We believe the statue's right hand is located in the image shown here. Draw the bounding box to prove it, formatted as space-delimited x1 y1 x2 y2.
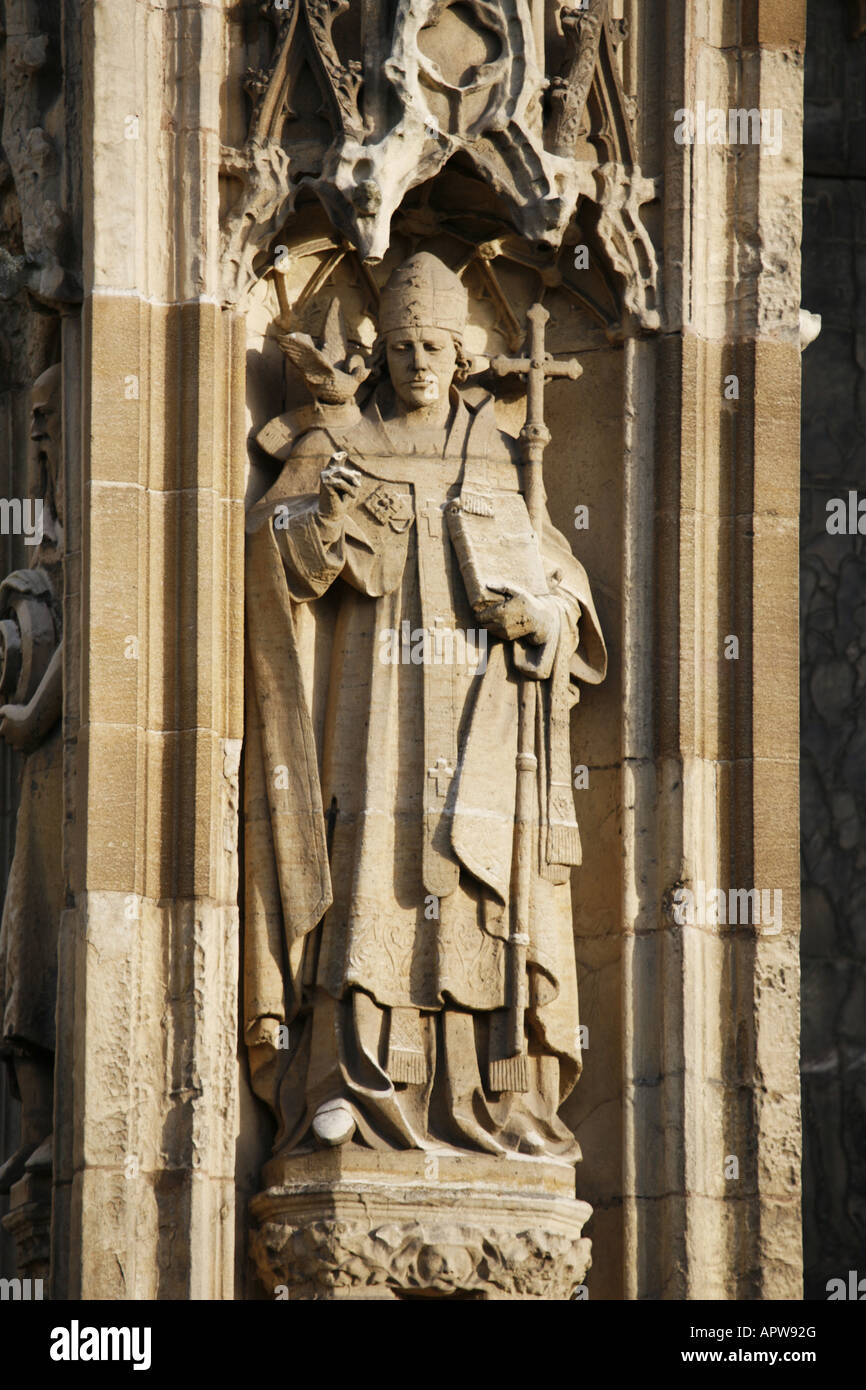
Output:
247 1016 287 1111
318 453 363 522
248 1016 282 1051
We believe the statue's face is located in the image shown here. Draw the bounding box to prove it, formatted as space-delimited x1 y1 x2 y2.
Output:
30 371 61 480
385 325 457 412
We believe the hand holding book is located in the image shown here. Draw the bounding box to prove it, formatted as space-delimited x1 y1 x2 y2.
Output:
475 582 559 647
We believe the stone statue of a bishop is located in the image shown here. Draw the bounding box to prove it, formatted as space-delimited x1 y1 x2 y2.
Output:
244 252 606 1162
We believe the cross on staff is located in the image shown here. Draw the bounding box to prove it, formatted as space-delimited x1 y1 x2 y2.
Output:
491 302 583 532
486 303 583 1093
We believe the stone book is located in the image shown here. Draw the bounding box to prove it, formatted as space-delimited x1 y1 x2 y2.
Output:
446 489 549 610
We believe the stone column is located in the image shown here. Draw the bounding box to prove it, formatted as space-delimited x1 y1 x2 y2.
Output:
51 0 245 1300
619 0 805 1299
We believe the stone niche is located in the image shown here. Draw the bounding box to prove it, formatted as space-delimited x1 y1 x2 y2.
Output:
239 187 626 1300
230 0 803 1303
231 0 648 1302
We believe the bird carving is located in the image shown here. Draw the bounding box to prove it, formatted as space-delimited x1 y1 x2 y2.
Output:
275 297 369 405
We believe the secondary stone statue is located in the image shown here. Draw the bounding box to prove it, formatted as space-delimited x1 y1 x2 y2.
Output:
0 363 64 1193
244 253 606 1162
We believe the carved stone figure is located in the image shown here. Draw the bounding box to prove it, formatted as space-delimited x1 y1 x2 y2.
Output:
0 362 64 1193
244 253 605 1165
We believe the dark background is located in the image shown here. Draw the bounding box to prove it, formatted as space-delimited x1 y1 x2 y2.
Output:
800 0 866 1302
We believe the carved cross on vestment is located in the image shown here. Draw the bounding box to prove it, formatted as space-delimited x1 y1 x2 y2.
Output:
420 497 444 537
427 756 454 799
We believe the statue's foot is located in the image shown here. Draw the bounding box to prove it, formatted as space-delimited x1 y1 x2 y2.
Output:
312 1099 356 1148
0 1139 38 1194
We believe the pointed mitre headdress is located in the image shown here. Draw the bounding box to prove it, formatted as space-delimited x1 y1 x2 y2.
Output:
379 252 468 336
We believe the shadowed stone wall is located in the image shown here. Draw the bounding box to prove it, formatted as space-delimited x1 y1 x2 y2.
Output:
801 0 866 1302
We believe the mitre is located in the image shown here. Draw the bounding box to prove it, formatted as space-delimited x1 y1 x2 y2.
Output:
379 252 467 335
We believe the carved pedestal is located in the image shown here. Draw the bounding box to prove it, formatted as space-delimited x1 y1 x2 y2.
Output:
250 1150 591 1301
2 1169 52 1283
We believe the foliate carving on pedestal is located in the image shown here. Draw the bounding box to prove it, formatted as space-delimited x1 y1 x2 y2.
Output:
221 0 660 332
1 1171 52 1282
251 1216 591 1301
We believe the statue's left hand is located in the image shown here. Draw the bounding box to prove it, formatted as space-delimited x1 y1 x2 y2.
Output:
0 701 38 752
476 584 559 646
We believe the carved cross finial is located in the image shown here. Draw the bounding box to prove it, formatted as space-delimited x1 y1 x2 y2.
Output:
490 304 582 529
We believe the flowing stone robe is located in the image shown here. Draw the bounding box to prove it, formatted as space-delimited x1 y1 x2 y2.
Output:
244 387 606 1158
0 548 63 1058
